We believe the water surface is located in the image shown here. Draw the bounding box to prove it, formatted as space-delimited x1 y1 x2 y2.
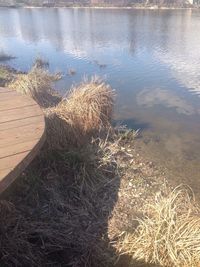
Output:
1 8 200 194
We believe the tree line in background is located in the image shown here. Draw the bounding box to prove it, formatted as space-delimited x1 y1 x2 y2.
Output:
0 0 199 9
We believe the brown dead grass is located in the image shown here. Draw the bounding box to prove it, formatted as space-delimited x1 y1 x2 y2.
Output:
9 67 61 108
116 186 200 267
0 135 119 267
45 77 115 148
62 77 114 131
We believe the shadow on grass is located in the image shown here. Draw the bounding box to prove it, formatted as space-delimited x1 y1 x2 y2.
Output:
0 142 160 267
1 142 158 267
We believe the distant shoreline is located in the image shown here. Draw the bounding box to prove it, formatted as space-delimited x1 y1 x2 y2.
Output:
0 5 199 10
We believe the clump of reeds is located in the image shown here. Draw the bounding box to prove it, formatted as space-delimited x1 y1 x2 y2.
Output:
0 65 16 86
9 67 61 108
45 77 115 148
117 186 200 267
62 77 114 130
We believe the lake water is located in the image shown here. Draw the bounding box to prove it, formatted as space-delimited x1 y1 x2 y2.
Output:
1 8 200 194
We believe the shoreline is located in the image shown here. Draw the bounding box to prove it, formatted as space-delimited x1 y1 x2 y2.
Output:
0 5 199 10
1 62 200 266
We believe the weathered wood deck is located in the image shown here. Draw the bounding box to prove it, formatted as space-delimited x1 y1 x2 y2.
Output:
0 87 46 194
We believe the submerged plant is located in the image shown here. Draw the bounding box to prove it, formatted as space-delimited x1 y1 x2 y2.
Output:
33 56 49 69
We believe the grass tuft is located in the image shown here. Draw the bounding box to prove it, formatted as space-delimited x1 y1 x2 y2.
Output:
117 185 200 267
9 67 62 108
0 65 16 86
45 77 115 148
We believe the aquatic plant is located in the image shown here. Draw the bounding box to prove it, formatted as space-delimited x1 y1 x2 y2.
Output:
67 68 76 75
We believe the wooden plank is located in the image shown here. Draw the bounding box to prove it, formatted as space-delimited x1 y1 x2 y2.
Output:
0 169 10 180
0 87 46 194
0 121 44 148
0 88 13 93
0 115 44 131
0 131 45 194
0 90 19 101
0 151 29 172
0 96 35 111
0 168 21 193
0 139 40 159
0 130 45 193
0 105 43 124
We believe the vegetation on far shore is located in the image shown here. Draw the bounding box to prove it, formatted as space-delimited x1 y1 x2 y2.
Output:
0 51 16 62
0 0 199 8
1 62 200 266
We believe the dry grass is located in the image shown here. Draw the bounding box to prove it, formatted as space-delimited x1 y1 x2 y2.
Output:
0 65 17 86
0 134 120 267
117 186 200 267
45 77 115 148
9 67 61 108
62 77 114 132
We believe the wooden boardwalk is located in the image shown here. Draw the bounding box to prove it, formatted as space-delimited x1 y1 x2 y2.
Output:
0 87 45 194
